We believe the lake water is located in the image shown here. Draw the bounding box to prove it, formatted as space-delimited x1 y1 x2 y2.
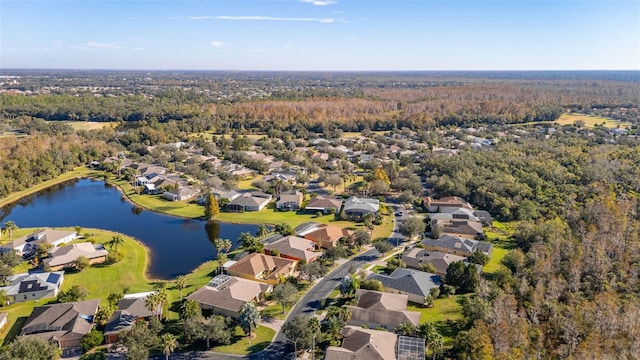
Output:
0 178 257 279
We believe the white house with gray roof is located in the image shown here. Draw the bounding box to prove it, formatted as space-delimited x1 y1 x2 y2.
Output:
0 272 64 303
343 197 380 219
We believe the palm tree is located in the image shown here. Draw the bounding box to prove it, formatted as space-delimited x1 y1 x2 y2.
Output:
309 317 320 360
175 275 187 301
156 288 168 320
108 235 125 251
2 221 18 249
161 333 178 360
256 224 269 239
238 301 259 337
145 293 162 320
395 322 416 336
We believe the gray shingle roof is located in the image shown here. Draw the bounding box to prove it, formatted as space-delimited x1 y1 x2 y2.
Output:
367 268 441 298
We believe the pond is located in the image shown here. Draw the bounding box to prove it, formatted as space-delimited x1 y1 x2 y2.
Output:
0 178 258 279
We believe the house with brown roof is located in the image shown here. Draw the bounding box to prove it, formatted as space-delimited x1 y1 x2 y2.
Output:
226 253 297 285
275 191 303 211
186 275 272 318
324 326 398 360
20 299 100 349
305 196 343 214
303 224 354 249
44 242 109 271
0 272 64 303
432 219 484 239
1 228 78 256
104 292 162 344
424 196 473 212
264 236 320 263
347 290 420 330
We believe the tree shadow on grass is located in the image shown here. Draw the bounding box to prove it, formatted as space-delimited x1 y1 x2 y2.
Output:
247 340 270 354
2 316 27 345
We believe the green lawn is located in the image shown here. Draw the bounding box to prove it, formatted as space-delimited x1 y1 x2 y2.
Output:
215 325 275 355
259 303 286 320
407 295 465 323
483 220 518 275
0 228 155 345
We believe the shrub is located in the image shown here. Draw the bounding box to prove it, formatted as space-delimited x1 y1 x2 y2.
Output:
105 251 124 265
80 330 104 351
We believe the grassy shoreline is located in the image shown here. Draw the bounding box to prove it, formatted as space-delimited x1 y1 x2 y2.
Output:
0 166 100 209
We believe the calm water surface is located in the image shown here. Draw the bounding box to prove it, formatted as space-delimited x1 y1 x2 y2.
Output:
0 178 257 279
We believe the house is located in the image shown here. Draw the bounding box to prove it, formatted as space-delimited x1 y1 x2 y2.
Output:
422 234 493 257
43 242 109 271
197 189 241 204
429 208 479 222
20 299 100 349
0 272 64 303
264 236 320 263
367 268 441 304
402 248 467 275
226 192 272 212
305 196 343 214
343 197 380 220
226 253 297 285
143 183 159 194
424 196 473 212
303 224 354 249
104 292 160 344
163 186 199 202
474 210 493 226
0 313 7 331
276 191 303 211
347 290 420 330
186 275 272 319
1 228 78 256
432 219 484 239
324 326 399 360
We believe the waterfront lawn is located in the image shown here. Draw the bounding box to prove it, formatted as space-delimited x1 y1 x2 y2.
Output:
0 228 153 345
165 260 219 320
215 325 275 355
113 178 205 219
0 166 99 209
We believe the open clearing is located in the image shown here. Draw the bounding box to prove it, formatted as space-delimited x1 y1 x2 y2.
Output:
55 121 117 131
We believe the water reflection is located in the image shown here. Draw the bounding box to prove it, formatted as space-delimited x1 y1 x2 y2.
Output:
0 178 258 279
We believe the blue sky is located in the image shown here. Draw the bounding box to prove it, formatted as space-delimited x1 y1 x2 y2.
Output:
1 0 639 70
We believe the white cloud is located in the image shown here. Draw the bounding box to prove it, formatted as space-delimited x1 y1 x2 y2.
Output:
214 15 335 23
85 41 122 50
188 16 214 20
210 41 227 48
301 0 337 5
51 40 62 48
243 48 265 52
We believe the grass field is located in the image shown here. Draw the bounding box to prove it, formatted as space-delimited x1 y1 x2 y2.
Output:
215 326 275 355
54 121 117 131
517 113 630 129
407 295 468 348
484 220 518 275
0 166 99 209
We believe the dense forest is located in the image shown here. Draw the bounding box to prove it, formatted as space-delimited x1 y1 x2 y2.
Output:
1 71 640 359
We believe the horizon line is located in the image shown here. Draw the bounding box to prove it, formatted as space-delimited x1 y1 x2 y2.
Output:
2 68 639 73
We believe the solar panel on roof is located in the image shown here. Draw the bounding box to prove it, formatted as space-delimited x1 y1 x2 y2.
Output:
47 272 61 284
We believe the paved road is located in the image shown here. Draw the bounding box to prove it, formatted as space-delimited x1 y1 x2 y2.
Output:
156 204 406 360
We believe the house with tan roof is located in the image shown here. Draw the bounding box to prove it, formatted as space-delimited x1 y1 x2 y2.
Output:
44 242 109 271
20 299 100 349
324 326 399 360
347 290 420 330
1 228 78 256
186 275 272 318
303 224 354 249
227 192 272 212
432 219 484 240
226 253 297 285
264 235 320 262
275 191 303 211
305 196 343 214
424 196 473 212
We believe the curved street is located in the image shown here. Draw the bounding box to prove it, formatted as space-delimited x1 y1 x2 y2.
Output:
156 203 406 360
